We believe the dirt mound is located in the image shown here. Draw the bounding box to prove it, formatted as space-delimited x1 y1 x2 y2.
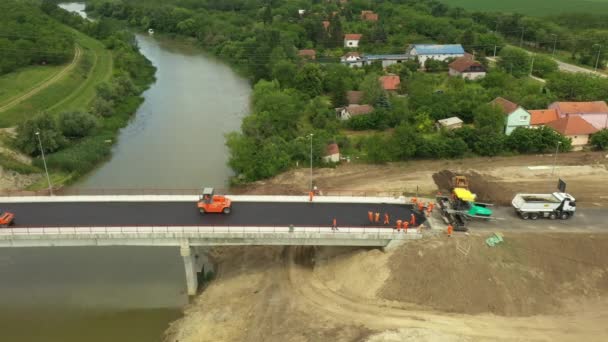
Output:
380 233 608 316
433 169 521 205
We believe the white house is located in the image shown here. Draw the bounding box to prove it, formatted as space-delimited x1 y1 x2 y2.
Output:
344 34 362 48
336 104 374 120
490 97 531 135
323 143 340 163
436 117 464 131
341 52 363 67
407 44 465 66
364 54 410 68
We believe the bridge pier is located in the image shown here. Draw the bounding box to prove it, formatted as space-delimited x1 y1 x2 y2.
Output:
180 244 198 296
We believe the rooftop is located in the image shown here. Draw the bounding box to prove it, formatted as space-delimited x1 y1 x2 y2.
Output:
298 49 316 58
344 104 374 116
551 101 608 115
347 90 364 105
379 75 400 91
325 143 340 156
411 44 465 55
345 33 362 40
529 109 559 126
490 97 519 115
449 57 484 73
364 54 409 60
438 117 464 126
361 10 378 21
546 116 598 136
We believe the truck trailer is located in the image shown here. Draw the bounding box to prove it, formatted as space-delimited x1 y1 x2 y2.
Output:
511 192 575 220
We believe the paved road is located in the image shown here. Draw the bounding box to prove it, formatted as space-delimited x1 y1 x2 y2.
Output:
462 206 608 231
555 59 607 78
0 202 423 228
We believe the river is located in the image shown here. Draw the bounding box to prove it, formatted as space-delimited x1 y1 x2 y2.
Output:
0 3 250 341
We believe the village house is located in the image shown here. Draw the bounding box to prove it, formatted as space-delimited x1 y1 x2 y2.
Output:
379 74 400 92
323 143 340 163
407 44 465 66
549 101 608 130
361 10 378 21
346 90 364 105
340 52 363 67
336 104 374 120
448 56 486 80
436 117 464 131
298 49 316 60
529 109 559 128
546 116 598 151
344 34 362 48
490 97 531 135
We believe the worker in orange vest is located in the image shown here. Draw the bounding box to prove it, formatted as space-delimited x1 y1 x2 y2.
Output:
447 224 453 237
309 191 314 202
374 212 380 223
418 201 425 213
410 213 416 227
383 213 390 225
368 211 374 224
426 202 434 216
396 219 402 232
411 197 418 204
332 218 338 231
402 220 409 232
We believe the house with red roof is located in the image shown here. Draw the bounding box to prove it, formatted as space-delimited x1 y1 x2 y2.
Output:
346 90 364 105
361 10 378 21
448 56 486 80
548 101 608 130
379 74 400 92
546 116 598 150
344 34 362 48
323 143 340 163
489 97 531 135
298 49 316 60
529 109 559 127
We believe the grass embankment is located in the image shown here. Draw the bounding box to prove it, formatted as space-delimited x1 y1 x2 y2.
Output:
0 28 112 127
439 0 608 16
0 65 64 105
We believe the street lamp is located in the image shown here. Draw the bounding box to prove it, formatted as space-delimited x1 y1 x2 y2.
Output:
35 131 53 196
308 133 313 191
551 34 558 56
551 141 562 176
593 44 602 72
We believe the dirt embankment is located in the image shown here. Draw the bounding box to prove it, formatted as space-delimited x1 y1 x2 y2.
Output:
165 233 608 342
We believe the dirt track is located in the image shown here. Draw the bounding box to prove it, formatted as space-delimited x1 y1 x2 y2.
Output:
0 46 81 113
243 152 608 207
165 233 608 342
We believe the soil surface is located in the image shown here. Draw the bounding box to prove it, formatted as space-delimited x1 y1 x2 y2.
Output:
165 232 608 342
242 152 608 207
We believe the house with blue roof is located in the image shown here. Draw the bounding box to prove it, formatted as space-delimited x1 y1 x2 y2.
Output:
407 44 465 66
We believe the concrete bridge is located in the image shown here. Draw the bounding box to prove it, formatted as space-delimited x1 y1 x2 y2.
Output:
0 194 425 295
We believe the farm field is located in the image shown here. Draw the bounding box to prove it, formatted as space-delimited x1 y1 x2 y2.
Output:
439 0 608 16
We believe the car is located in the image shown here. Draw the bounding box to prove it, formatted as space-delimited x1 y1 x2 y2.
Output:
0 211 15 227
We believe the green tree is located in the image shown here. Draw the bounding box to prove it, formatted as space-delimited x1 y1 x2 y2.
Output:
295 63 324 98
272 60 297 89
474 103 505 134
590 129 608 150
58 111 98 138
92 97 114 117
16 113 65 155
531 55 558 78
360 73 383 105
364 134 392 164
390 124 419 160
473 128 505 156
498 46 531 77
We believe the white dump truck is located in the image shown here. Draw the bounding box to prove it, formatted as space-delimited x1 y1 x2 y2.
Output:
511 192 576 220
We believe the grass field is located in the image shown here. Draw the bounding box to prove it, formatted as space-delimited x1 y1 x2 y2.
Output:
0 27 112 127
0 65 64 105
439 0 608 16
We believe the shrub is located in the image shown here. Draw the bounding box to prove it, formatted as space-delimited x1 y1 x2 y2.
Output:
58 111 98 138
16 113 66 156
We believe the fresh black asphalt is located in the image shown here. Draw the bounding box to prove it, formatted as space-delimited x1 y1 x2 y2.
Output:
0 202 425 228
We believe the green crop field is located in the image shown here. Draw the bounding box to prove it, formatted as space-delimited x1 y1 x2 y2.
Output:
439 0 608 16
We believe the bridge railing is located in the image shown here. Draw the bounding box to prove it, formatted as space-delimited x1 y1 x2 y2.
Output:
0 187 427 198
0 225 422 237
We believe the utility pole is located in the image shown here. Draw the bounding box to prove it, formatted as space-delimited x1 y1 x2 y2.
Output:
551 141 562 176
594 44 602 72
529 54 536 76
493 45 497 57
35 131 53 196
308 133 313 191
519 26 525 47
551 34 558 56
